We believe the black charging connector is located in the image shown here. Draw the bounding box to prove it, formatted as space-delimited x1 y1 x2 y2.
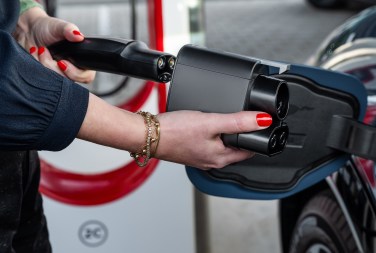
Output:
222 122 289 156
250 75 289 121
48 37 176 83
167 45 290 156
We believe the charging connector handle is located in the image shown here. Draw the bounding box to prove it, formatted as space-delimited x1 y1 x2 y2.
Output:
48 37 176 83
327 115 376 160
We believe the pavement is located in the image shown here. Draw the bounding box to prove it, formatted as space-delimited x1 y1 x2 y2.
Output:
55 0 357 252
205 0 355 63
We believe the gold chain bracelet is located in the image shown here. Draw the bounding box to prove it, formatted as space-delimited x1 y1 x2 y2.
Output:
130 111 160 167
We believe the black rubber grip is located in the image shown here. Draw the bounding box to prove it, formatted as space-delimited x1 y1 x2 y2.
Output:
48 37 176 83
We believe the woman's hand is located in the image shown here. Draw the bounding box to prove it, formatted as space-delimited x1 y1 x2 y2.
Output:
155 110 272 170
14 7 95 83
77 93 273 171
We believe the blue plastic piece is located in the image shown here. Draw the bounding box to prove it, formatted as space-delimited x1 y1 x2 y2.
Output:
186 64 368 200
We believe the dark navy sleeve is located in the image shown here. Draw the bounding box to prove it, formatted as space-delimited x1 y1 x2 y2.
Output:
0 30 89 151
0 0 19 34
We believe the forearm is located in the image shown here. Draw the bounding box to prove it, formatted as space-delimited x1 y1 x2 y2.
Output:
77 93 146 153
76 93 271 170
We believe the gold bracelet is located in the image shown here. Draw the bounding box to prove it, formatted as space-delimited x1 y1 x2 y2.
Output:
152 120 160 157
130 111 160 167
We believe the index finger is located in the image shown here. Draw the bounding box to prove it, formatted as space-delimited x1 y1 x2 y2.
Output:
210 111 272 135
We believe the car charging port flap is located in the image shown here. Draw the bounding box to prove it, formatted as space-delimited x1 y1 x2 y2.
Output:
327 115 376 160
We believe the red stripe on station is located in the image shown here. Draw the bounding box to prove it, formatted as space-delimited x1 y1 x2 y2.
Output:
39 0 166 205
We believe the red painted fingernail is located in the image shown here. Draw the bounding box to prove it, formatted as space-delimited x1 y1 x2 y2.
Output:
256 113 272 127
38 47 45 55
73 30 84 36
29 46 36 54
57 60 67 71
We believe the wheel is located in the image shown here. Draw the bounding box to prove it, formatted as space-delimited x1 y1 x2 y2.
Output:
306 0 346 9
289 191 358 253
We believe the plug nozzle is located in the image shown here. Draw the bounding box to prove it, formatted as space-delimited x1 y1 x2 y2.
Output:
249 75 289 120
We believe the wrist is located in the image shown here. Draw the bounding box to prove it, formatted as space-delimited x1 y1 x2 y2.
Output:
20 0 43 14
129 111 161 167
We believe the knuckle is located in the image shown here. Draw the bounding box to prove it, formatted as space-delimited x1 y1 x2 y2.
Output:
76 71 95 84
67 72 83 83
45 62 57 72
63 70 75 81
233 115 247 133
80 78 92 84
79 78 90 84
84 73 96 84
211 157 228 169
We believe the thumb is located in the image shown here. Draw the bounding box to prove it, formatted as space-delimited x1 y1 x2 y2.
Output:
212 111 273 135
61 22 85 42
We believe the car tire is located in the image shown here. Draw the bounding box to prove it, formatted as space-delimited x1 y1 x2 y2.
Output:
306 0 346 9
289 191 358 253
